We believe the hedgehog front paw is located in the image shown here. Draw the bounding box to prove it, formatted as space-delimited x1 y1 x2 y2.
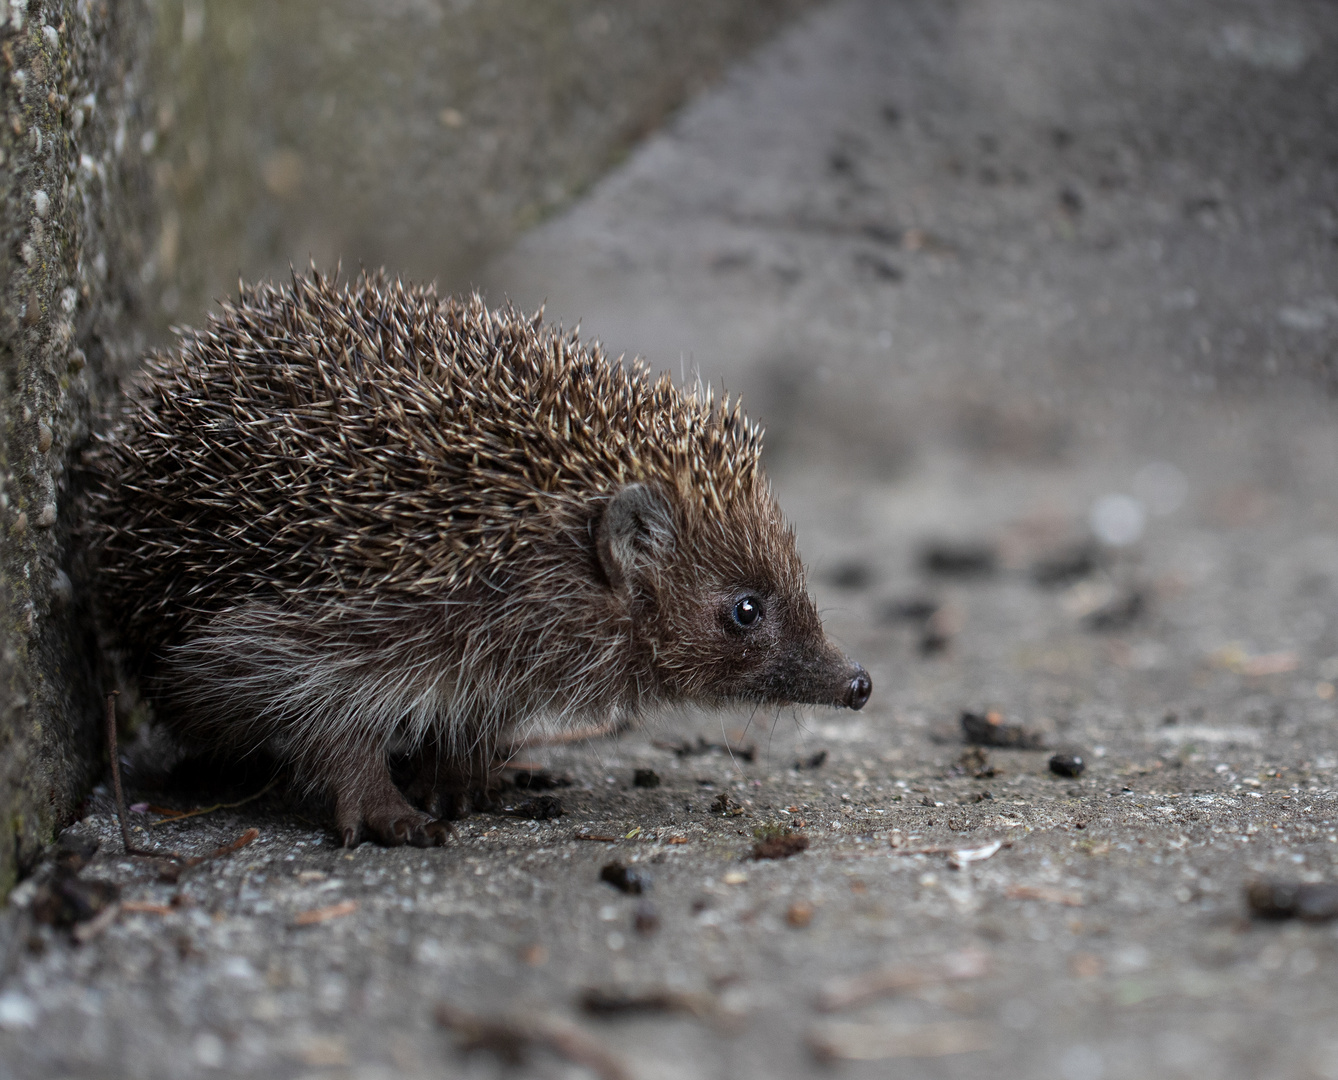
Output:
364 805 452 848
334 764 453 847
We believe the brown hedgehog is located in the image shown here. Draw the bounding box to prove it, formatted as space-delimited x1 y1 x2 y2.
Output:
89 270 870 847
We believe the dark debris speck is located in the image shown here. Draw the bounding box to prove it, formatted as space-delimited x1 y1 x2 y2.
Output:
962 710 1044 749
854 251 904 282
920 541 997 578
1247 880 1338 921
1031 542 1103 588
1083 589 1146 632
827 560 875 589
508 795 564 820
600 862 648 895
753 832 810 860
32 873 120 930
1049 753 1086 778
881 596 939 623
509 770 572 792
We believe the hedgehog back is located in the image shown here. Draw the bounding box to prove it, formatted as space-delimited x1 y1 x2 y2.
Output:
92 272 766 654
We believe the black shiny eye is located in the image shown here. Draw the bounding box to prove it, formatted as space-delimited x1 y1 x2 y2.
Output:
732 596 762 628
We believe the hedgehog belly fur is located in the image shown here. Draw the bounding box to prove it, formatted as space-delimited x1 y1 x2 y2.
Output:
162 588 639 795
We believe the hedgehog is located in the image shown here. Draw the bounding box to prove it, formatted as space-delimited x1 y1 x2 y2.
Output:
88 270 871 847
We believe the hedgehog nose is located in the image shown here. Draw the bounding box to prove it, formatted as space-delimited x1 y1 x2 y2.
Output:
845 667 872 711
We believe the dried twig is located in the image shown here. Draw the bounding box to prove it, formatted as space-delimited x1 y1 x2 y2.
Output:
185 828 260 868
436 1003 631 1080
1005 884 1083 906
120 901 173 916
579 986 744 1033
293 899 359 927
579 987 714 1019
105 692 181 862
147 779 279 827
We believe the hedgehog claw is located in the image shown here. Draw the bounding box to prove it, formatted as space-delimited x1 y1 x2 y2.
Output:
409 820 452 848
363 806 447 848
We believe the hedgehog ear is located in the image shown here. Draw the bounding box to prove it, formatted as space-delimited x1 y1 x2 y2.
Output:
597 483 676 592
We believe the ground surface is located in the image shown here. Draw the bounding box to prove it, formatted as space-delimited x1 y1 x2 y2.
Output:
5 0 1338 1077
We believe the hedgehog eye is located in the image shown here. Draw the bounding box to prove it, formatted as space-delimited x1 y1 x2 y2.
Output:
732 596 762 628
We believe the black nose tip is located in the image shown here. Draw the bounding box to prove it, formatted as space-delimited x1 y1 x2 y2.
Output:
846 668 872 710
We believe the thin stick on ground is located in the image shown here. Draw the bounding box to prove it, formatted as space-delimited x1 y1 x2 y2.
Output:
147 778 279 827
105 691 175 860
435 1003 631 1080
104 691 260 876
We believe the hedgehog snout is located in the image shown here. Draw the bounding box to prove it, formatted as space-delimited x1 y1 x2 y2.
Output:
845 666 872 711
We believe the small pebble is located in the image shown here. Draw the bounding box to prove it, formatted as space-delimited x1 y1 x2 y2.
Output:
826 560 874 589
919 540 997 578
600 862 648 895
962 710 1044 749
1083 589 1145 632
1247 880 1338 921
918 629 951 655
786 901 814 928
753 832 809 860
1031 542 1102 588
509 795 563 820
632 768 660 789
1049 754 1086 778
881 596 939 623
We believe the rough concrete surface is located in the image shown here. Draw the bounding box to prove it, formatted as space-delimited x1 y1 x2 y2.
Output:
0 0 158 893
5 0 1338 1077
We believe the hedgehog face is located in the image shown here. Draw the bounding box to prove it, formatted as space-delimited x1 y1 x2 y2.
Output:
597 483 871 711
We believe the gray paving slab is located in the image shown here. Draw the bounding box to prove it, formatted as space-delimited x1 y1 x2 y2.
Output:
5 1 1338 1077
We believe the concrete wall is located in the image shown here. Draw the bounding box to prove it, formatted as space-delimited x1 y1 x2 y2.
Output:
0 0 158 891
0 0 823 890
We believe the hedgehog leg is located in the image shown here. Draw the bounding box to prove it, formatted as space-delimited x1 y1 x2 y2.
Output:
328 741 451 848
